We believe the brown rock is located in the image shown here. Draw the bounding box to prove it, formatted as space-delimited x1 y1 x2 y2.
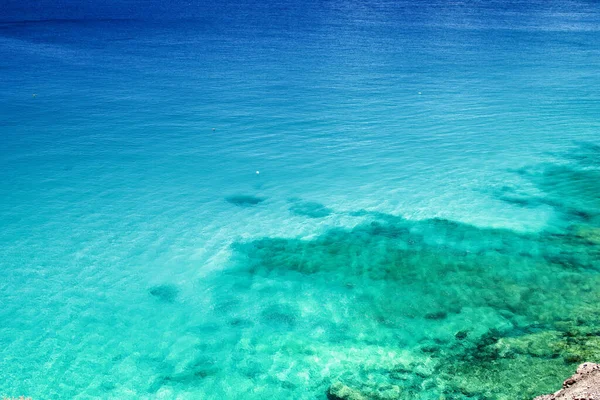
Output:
533 363 600 400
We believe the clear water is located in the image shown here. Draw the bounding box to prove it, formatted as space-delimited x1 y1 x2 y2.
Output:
1 1 600 399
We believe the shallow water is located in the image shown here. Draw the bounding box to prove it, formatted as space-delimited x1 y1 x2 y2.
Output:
1 1 600 399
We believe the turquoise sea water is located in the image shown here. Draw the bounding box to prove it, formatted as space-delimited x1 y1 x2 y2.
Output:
1 1 600 398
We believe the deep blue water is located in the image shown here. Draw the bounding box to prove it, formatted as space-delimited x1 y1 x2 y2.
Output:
1 1 600 399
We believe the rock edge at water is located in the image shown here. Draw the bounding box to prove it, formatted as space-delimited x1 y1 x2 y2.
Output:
534 363 600 400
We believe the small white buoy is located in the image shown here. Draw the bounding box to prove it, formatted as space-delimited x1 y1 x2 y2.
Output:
32 94 37 98
212 128 215 132
418 92 422 95
256 171 260 175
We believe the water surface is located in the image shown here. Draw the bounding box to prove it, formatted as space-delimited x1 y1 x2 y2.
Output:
1 1 600 399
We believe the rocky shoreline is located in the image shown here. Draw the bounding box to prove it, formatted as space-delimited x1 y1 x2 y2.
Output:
324 363 600 400
534 363 600 400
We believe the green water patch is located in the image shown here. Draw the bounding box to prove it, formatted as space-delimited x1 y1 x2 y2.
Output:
225 209 600 398
225 195 266 206
217 145 600 399
139 144 600 398
432 329 600 399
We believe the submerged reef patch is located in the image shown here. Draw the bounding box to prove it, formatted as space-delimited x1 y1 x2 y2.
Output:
497 143 600 226
225 205 600 398
289 200 333 218
225 195 266 206
148 284 179 303
327 380 402 400
218 144 600 399
142 144 600 398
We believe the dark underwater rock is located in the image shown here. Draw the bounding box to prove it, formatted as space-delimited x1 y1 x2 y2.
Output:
155 356 220 390
261 304 298 328
533 363 600 400
571 225 600 245
225 195 265 206
494 186 546 209
327 381 402 400
327 382 366 400
424 311 447 320
149 284 179 303
455 330 469 340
